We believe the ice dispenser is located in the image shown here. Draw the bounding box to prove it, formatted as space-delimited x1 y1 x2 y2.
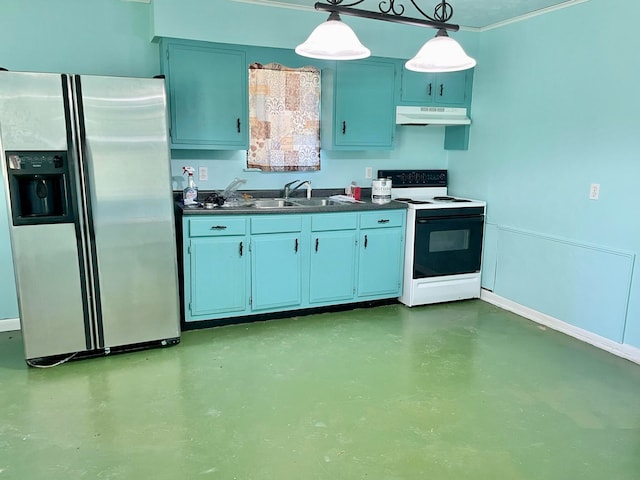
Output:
5 151 74 225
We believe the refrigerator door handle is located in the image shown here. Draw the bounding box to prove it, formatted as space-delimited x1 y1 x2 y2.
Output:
59 74 98 352
69 74 105 349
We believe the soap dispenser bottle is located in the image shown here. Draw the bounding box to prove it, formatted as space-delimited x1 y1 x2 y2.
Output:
182 166 198 206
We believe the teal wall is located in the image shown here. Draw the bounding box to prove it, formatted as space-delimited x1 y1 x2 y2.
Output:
447 0 640 347
0 0 158 76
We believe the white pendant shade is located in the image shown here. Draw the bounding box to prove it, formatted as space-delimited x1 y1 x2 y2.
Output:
405 31 476 73
295 14 371 61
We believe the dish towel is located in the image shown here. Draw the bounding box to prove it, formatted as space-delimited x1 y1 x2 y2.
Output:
247 63 321 172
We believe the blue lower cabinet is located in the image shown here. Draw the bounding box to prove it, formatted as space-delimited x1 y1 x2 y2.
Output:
181 209 405 324
251 232 303 311
357 211 405 298
309 230 357 304
250 215 303 311
189 237 249 317
184 217 249 321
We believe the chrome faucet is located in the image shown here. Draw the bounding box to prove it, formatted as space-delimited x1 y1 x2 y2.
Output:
283 180 312 199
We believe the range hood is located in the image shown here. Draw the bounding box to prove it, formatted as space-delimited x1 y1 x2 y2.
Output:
396 106 471 126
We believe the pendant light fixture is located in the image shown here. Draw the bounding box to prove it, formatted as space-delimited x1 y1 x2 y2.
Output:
296 1 475 73
405 28 476 72
295 11 370 60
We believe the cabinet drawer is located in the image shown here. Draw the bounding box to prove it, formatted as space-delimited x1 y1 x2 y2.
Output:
359 210 405 229
311 213 358 232
251 215 302 234
188 217 247 237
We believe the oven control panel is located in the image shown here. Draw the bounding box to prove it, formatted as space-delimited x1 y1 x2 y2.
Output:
377 169 447 187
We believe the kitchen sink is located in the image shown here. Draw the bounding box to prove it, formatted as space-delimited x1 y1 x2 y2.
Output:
252 199 297 209
288 198 344 207
252 197 346 209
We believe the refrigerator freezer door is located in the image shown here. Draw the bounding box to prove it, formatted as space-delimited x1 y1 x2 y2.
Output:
11 225 89 358
77 75 180 347
0 72 90 359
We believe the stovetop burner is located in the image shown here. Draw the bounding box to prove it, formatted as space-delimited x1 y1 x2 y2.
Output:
383 169 485 211
433 196 472 203
395 197 433 204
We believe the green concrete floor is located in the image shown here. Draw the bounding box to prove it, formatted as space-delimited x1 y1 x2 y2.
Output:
1 300 639 479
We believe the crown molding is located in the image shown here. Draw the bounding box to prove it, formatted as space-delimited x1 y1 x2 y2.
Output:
476 0 589 32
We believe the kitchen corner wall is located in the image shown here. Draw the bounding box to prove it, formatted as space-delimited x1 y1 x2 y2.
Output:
446 0 640 348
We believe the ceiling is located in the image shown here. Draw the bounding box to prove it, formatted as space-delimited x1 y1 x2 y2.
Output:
232 0 588 30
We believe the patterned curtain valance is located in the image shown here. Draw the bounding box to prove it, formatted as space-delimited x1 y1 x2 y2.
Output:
247 63 321 172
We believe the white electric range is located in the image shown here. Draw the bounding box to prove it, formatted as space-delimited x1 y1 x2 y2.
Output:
378 170 486 307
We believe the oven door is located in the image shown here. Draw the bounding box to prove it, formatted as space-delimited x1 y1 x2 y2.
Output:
413 210 484 278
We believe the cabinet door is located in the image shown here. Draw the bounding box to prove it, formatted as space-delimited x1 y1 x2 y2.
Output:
357 228 404 297
163 41 248 149
309 230 357 304
331 59 396 149
189 236 248 317
401 70 470 106
251 233 302 311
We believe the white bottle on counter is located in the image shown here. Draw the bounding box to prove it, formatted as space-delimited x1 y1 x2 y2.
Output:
371 178 391 204
182 167 198 206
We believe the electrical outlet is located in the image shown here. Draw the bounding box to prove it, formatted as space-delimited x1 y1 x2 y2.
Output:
589 183 600 200
365 167 373 179
198 166 208 182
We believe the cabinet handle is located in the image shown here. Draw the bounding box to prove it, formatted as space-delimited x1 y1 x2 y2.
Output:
427 83 432 96
237 118 241 133
315 238 319 252
210 225 227 230
378 219 390 224
364 234 368 249
439 84 444 97
295 238 299 253
239 241 243 257
342 121 346 135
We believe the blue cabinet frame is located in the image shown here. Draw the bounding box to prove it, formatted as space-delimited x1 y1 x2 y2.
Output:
180 209 406 324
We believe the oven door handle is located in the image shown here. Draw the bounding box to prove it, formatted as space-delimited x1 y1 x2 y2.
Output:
417 215 484 223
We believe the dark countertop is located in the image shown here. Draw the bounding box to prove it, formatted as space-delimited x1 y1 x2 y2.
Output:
175 189 407 216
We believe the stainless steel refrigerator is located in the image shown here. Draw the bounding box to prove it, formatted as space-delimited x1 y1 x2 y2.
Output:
0 71 180 365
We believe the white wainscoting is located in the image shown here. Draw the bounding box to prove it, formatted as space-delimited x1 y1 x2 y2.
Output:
481 289 640 365
490 225 635 343
0 317 20 333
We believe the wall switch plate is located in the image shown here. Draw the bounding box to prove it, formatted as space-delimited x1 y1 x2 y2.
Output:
198 166 208 182
589 183 600 200
365 167 373 179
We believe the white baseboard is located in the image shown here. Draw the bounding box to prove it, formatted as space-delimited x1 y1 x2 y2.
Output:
480 289 640 366
0 317 20 333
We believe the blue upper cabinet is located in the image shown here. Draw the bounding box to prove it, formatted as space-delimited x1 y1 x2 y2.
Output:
399 68 473 107
160 39 248 150
322 59 397 150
